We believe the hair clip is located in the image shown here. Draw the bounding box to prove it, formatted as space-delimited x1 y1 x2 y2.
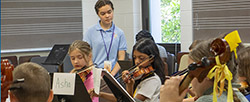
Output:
13 78 25 84
9 78 25 90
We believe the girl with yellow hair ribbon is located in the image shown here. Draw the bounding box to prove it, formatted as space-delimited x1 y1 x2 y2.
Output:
160 30 247 102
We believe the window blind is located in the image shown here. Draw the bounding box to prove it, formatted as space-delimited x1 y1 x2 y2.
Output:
1 0 82 52
193 0 250 42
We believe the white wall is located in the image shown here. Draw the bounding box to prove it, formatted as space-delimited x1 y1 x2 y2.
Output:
149 0 161 43
180 0 193 52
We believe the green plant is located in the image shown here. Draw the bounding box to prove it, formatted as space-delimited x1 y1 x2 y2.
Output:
161 0 180 43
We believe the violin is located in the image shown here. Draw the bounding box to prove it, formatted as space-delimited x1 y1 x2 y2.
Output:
123 66 155 83
1 59 14 102
238 81 250 96
100 55 155 90
178 38 231 94
122 55 155 83
240 81 249 88
76 64 96 82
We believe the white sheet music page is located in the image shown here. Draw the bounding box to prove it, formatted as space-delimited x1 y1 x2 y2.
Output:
93 67 102 95
52 73 76 95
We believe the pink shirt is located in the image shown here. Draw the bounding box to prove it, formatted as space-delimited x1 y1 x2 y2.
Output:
84 70 99 102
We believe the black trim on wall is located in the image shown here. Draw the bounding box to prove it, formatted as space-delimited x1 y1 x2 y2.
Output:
141 0 150 31
157 43 181 56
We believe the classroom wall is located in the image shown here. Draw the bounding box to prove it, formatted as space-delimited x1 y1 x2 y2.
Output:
180 0 193 52
1 0 142 59
2 0 191 57
1 0 196 58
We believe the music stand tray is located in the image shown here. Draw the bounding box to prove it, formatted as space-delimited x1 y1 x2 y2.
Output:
43 44 70 65
102 70 135 102
50 73 92 102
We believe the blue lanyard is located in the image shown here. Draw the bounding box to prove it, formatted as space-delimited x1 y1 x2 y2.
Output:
100 25 115 60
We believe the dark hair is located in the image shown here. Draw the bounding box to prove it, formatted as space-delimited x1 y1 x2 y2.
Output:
135 30 154 42
95 0 114 14
132 38 165 84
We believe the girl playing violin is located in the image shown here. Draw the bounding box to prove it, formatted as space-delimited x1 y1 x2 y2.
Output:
68 40 98 102
122 38 165 102
160 37 247 102
89 38 165 102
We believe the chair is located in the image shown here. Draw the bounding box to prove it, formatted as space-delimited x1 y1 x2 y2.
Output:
19 55 40 65
1 56 18 67
176 52 189 71
177 52 189 65
30 56 58 73
178 54 189 71
166 52 176 75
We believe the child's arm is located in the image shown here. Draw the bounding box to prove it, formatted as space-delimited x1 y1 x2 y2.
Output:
111 50 125 76
122 70 135 96
88 89 116 102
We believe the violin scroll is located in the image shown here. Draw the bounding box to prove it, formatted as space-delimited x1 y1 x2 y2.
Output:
210 38 231 64
1 59 14 102
178 38 232 94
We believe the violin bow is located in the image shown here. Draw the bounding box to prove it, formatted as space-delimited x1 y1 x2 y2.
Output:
115 55 155 79
76 63 96 74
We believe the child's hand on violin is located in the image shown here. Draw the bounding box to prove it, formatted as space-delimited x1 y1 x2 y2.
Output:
88 88 99 99
122 70 135 86
160 76 188 102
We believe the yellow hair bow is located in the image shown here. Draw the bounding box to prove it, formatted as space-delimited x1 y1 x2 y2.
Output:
224 30 241 59
207 56 233 102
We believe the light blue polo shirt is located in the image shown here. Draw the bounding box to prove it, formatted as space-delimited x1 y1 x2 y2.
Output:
83 21 127 70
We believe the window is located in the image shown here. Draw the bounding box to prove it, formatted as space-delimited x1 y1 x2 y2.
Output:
144 0 180 43
160 0 180 43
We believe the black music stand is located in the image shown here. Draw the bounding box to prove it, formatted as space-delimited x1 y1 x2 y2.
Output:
50 73 92 102
43 44 70 72
102 70 135 102
117 60 133 72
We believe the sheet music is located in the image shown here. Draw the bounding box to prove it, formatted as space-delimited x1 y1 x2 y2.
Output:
93 67 102 95
102 69 136 102
52 73 76 95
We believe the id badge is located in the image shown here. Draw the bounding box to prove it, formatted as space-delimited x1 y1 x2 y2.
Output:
104 61 112 72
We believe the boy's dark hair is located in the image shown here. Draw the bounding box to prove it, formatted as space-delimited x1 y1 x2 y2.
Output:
135 30 154 42
95 0 114 14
